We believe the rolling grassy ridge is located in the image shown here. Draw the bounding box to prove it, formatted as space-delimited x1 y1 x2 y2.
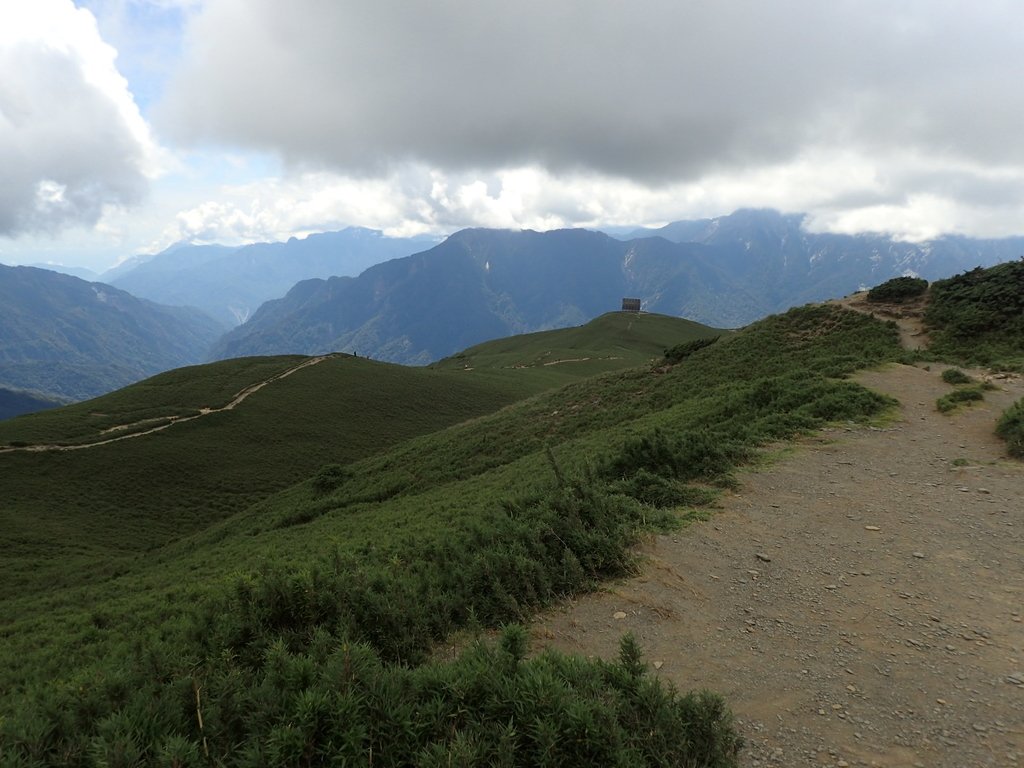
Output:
434 311 728 387
0 307 901 766
0 357 307 446
0 354 562 599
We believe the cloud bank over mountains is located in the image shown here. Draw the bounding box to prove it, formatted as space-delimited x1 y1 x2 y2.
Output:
4 0 1024 267
153 0 1024 243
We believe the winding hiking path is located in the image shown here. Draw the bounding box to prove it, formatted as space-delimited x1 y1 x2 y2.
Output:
0 355 334 454
536 358 1023 765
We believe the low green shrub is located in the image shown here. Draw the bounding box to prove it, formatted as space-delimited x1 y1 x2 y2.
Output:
605 470 718 509
936 386 986 413
602 429 747 484
867 276 928 303
996 398 1024 457
311 463 348 495
941 368 973 385
663 336 720 364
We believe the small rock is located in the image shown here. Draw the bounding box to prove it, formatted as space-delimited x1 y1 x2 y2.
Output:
864 525 881 531
653 660 663 669
756 552 772 563
912 551 925 559
613 611 627 620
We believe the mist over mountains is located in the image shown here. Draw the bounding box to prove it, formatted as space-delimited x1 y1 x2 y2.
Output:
105 228 439 327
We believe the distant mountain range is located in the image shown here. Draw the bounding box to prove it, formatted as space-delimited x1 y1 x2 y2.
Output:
212 209 1024 365
210 227 761 363
105 228 439 327
0 265 224 401
618 209 1024 310
6 208 1023 411
27 263 99 282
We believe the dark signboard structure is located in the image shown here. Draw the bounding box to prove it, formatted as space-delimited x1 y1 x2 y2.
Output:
621 297 642 313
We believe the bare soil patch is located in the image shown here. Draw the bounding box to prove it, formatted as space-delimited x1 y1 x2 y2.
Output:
535 363 1024 767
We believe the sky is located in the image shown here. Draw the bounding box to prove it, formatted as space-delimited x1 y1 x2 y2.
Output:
3 0 1024 272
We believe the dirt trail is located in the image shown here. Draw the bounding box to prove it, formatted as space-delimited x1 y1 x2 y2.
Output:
536 363 1024 767
0 355 334 454
836 292 931 351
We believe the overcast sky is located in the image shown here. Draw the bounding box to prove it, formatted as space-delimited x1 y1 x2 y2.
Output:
3 0 1024 271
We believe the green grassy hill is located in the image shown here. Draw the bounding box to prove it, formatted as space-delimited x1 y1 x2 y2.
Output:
0 313 717 606
0 305 902 765
434 311 727 389
0 355 533 590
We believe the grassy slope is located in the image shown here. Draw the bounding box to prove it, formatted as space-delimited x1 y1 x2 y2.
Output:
0 313 714 603
0 386 66 421
0 356 533 594
0 356 307 446
0 305 902 764
924 258 1024 370
434 311 727 389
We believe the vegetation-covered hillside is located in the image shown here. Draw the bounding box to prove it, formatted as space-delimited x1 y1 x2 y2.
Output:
0 264 225 402
434 310 727 388
0 386 65 420
925 258 1024 370
0 304 902 765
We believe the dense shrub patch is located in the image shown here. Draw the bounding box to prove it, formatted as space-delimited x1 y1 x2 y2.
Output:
936 385 988 413
4 631 741 768
663 336 720 364
924 259 1024 370
997 398 1024 457
867 276 928 303
941 368 973 385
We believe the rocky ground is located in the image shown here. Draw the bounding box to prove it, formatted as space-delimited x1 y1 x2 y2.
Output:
535 362 1023 767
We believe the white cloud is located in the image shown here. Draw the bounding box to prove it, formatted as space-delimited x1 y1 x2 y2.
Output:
160 1 1024 180
0 0 161 236
154 151 1024 253
9 0 1024 266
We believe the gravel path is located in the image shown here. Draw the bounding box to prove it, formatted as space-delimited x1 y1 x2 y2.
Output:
535 363 1023 767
